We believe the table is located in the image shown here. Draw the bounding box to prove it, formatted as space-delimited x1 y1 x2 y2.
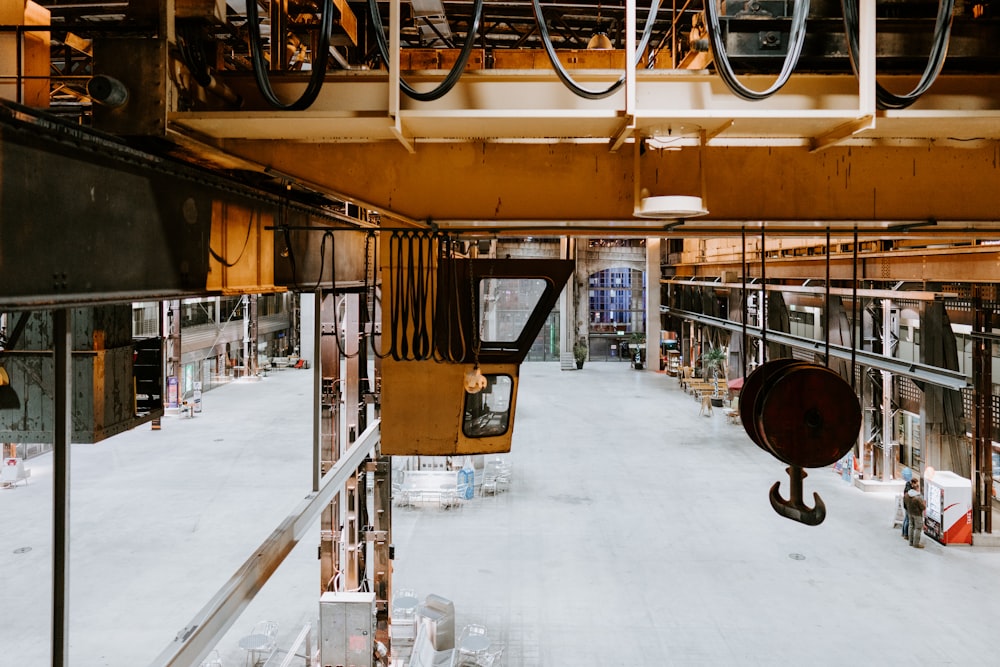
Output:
393 595 419 615
458 634 491 654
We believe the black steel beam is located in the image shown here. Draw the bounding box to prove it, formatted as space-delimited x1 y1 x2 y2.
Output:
0 102 358 309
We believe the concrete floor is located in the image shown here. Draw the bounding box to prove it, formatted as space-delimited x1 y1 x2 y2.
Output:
4 361 1000 666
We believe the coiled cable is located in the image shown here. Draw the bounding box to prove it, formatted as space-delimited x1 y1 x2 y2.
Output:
246 0 334 110
840 0 955 110
367 0 485 101
702 0 811 101
530 0 662 100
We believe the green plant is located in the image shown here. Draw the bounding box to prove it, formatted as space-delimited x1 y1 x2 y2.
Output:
703 347 727 381
573 339 588 364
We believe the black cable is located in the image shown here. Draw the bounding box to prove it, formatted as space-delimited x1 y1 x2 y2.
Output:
367 0 484 102
530 0 661 100
396 232 411 360
840 0 954 110
281 213 299 288
311 231 334 294
209 208 257 267
177 24 213 87
245 0 334 110
432 235 467 363
365 231 390 360
329 231 360 360
388 232 402 360
702 0 810 101
412 233 432 359
824 228 831 366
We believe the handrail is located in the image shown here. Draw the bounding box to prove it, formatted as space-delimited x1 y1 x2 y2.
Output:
150 420 381 667
278 623 313 667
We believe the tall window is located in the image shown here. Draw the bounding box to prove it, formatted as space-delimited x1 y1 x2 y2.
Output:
588 268 645 333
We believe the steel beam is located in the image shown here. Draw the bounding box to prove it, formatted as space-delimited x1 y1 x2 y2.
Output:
0 102 364 309
52 308 71 667
662 308 969 390
973 294 993 533
215 139 1000 228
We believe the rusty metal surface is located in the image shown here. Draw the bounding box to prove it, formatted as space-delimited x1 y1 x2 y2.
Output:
756 363 862 469
740 358 806 451
0 307 160 443
0 110 212 307
0 102 368 309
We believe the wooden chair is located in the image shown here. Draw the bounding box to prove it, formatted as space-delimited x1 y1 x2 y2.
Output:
726 396 741 425
699 394 713 417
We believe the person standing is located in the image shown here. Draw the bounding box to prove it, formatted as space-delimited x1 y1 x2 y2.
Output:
907 478 927 549
901 478 914 540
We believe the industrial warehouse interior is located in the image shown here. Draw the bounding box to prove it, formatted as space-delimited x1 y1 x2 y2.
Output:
3 0 1000 665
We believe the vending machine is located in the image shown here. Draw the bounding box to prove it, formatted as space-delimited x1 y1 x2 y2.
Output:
923 471 972 545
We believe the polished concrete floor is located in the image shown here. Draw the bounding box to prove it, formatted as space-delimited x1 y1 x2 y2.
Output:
4 361 1000 666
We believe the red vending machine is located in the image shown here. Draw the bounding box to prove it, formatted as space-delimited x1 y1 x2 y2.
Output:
924 471 972 545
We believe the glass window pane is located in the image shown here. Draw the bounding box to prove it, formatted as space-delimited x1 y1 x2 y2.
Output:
479 278 547 343
463 375 513 437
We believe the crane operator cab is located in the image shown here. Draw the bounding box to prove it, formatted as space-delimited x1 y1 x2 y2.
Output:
379 232 573 456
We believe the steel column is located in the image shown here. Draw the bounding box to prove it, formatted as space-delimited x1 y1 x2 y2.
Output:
881 299 894 482
343 294 363 591
52 308 72 667
370 457 391 652
646 238 661 369
319 290 342 591
972 293 993 533
313 289 322 493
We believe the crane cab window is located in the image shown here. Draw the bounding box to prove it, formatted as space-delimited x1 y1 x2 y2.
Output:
479 278 547 343
463 374 513 437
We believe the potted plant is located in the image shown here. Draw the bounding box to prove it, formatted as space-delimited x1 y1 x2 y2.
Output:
703 347 727 406
629 333 646 369
573 338 588 369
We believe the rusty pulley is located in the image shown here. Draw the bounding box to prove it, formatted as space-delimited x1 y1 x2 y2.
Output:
739 358 807 453
739 359 862 526
756 363 861 468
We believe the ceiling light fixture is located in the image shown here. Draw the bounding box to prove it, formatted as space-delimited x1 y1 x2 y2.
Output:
587 31 613 50
634 128 711 220
587 0 613 50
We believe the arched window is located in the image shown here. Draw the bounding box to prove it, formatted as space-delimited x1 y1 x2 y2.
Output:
588 267 645 333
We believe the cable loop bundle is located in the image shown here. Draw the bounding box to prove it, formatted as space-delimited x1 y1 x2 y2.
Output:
245 0 333 110
367 0 485 101
840 0 955 110
530 0 662 100
702 0 811 101
389 231 439 360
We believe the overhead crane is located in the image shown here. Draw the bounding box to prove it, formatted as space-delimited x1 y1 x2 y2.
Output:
4 0 1000 664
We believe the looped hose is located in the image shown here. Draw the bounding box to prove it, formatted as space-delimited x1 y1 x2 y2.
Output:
841 0 955 110
702 0 811 101
530 0 662 100
388 231 440 360
368 0 485 102
246 0 334 110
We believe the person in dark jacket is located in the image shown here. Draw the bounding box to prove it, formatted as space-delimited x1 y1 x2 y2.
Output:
901 478 914 539
906 478 927 549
